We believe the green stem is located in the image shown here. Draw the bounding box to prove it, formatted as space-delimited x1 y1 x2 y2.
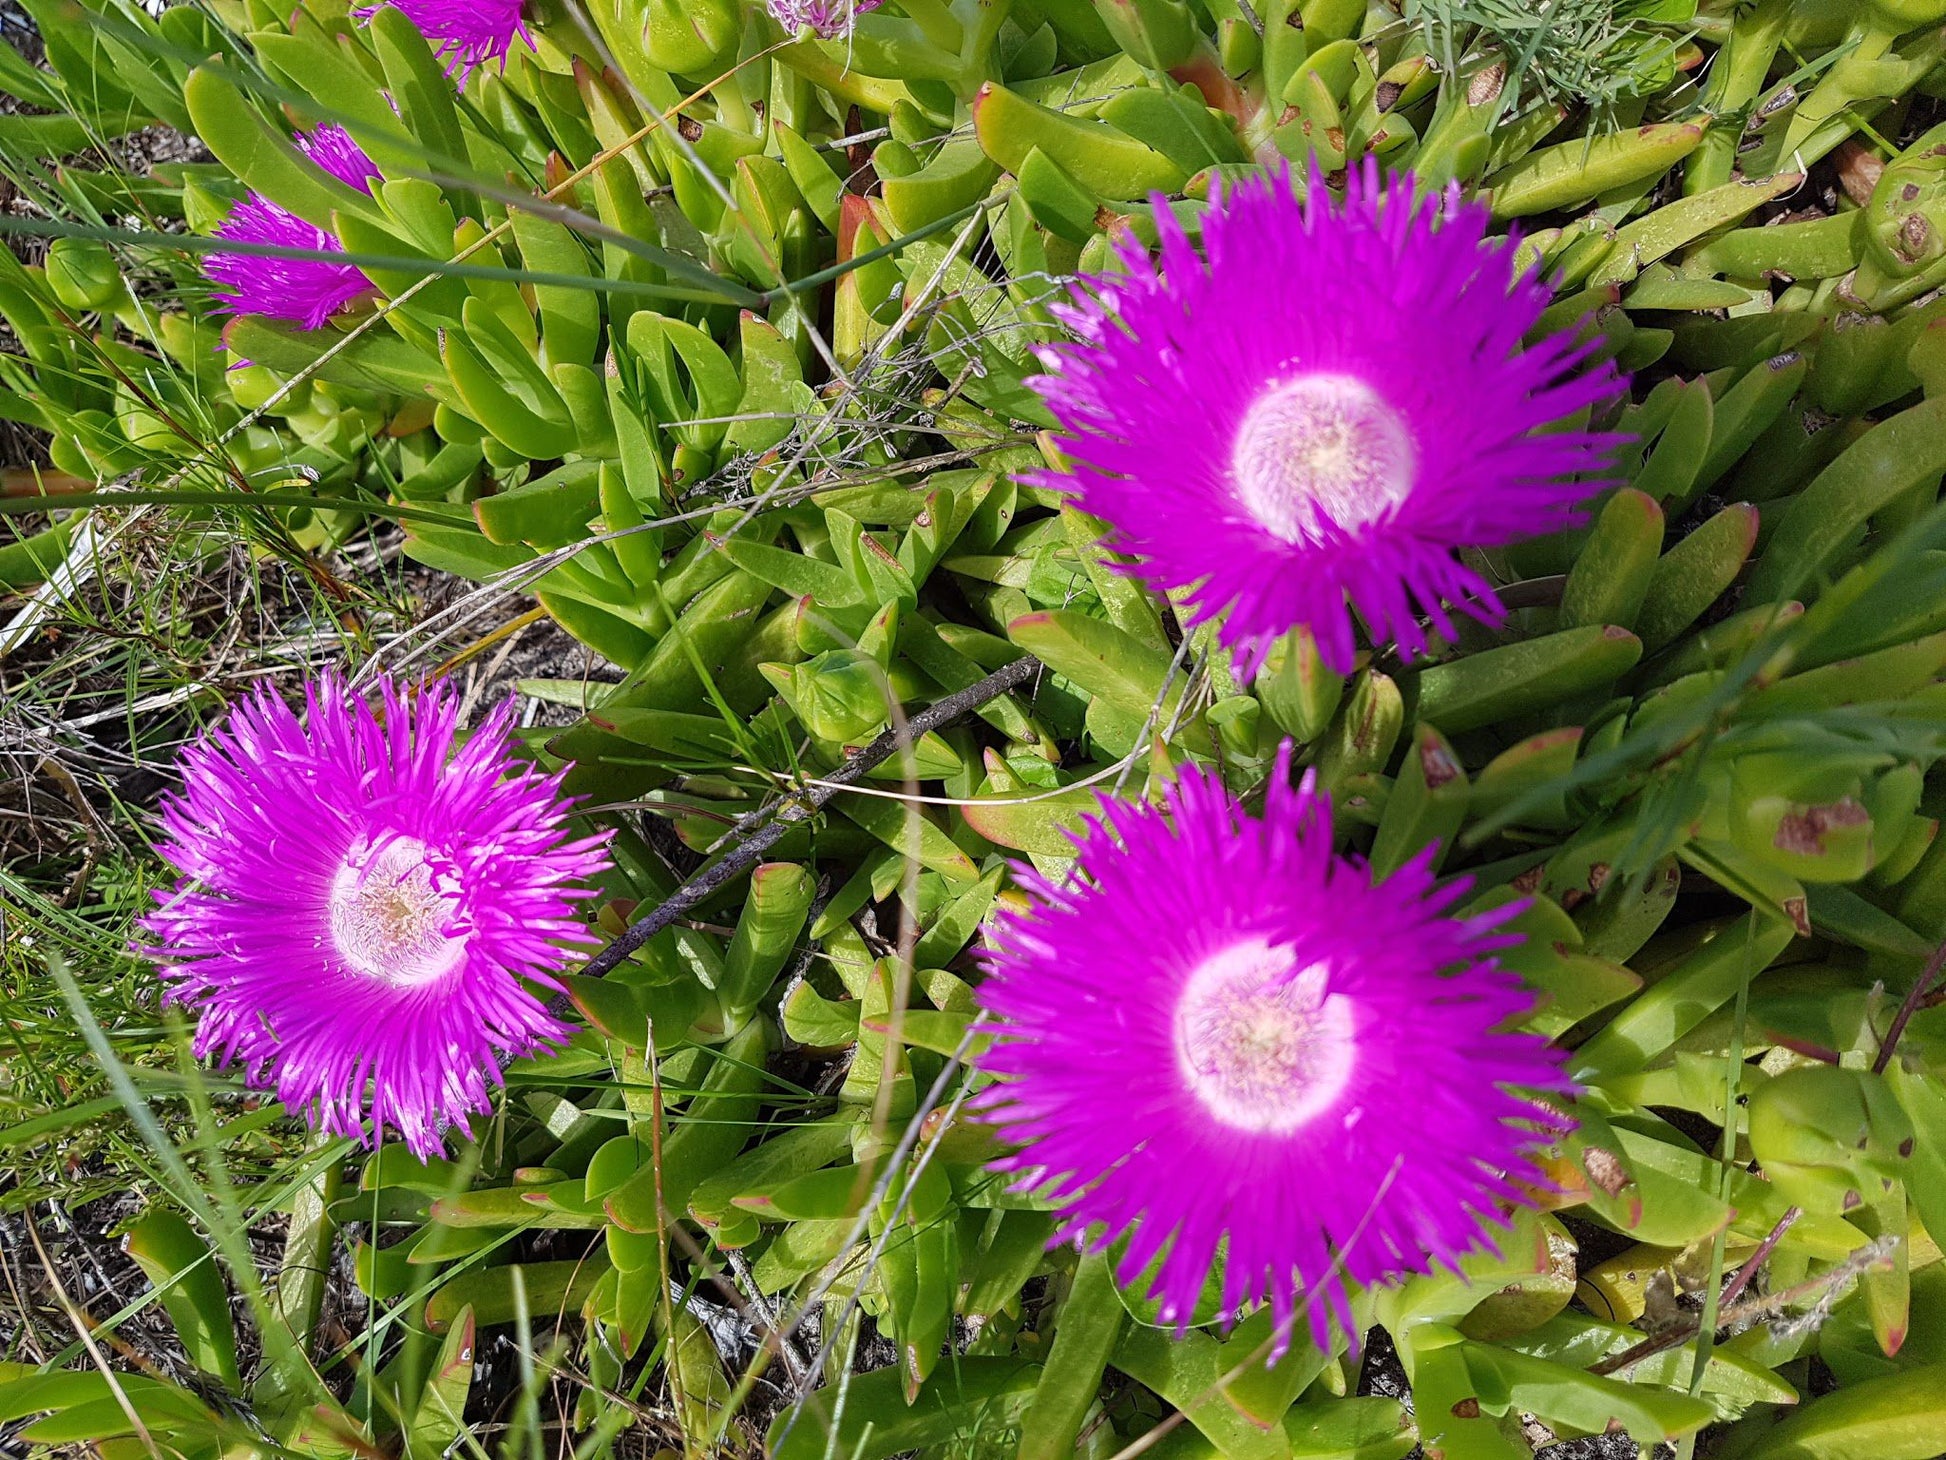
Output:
1686 0 1792 196
1782 20 1898 162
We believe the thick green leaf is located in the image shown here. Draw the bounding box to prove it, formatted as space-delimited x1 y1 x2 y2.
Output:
1749 1362 1946 1458
1749 398 1946 602
1417 628 1643 735
120 1210 241 1391
423 1258 611 1332
1018 1253 1125 1460
767 1358 1042 1460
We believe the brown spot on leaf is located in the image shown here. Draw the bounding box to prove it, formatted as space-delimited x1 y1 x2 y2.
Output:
1512 864 1544 893
1422 738 1462 788
1467 63 1505 107
1901 1137 1916 1158
676 114 703 143
1561 889 1586 911
1774 798 1869 856
1588 863 1610 894
1583 1146 1630 1196
1376 80 1404 112
1784 896 1811 937
1836 139 1885 208
1843 1189 1862 1210
1902 212 1933 261
1452 1398 1482 1419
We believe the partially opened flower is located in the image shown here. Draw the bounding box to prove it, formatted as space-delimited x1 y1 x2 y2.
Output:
1029 162 1625 675
356 0 529 80
768 0 882 37
140 673 609 1159
973 756 1570 1348
206 125 379 331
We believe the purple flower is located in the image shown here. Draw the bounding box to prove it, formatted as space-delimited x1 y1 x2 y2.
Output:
769 0 882 37
206 125 379 332
356 0 529 80
140 673 609 1160
973 755 1570 1349
1029 163 1625 675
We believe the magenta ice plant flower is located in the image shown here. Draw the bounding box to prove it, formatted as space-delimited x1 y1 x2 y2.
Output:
973 755 1571 1348
768 0 882 37
140 673 609 1160
206 125 379 332
356 0 529 80
1029 162 1626 675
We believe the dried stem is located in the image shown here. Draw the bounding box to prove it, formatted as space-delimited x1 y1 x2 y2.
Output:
1591 1223 1889 1378
549 654 1042 1007
1720 1209 1799 1309
1872 936 1946 1074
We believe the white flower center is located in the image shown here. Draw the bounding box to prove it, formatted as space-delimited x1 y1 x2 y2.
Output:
1230 373 1416 543
327 834 467 987
1173 939 1356 1134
